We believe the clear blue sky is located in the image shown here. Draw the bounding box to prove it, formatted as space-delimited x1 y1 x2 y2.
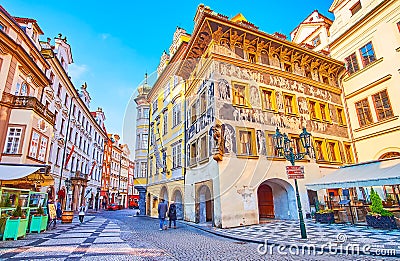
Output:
2 1 334 144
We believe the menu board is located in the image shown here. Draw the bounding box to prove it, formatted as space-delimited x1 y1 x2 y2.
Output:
48 204 56 219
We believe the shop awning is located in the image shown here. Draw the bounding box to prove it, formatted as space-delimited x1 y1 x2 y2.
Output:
306 158 400 190
0 163 49 180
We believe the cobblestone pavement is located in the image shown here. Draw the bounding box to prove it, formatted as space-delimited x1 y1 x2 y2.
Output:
183 218 400 257
0 209 398 260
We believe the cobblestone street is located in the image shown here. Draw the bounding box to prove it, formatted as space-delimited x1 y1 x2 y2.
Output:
0 209 398 260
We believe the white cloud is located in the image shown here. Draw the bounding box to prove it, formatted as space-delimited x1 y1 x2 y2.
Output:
100 33 111 40
68 63 88 82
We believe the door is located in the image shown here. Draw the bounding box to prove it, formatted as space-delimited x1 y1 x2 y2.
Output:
258 184 275 218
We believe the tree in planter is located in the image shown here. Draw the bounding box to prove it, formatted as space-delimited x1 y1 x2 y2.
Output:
367 188 396 229
36 205 45 216
12 206 23 218
0 195 12 208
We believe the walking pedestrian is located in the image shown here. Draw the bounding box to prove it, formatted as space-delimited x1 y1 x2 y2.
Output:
157 199 168 231
168 201 177 229
78 205 85 223
56 199 62 220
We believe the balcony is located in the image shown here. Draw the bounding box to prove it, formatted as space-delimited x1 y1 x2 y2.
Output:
1 93 55 124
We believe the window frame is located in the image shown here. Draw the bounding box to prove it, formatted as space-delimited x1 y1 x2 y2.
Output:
232 81 250 108
326 139 341 163
265 131 281 158
359 42 376 67
172 143 182 169
372 89 393 121
313 137 328 162
236 127 257 157
189 140 198 166
344 53 359 74
4 126 24 154
343 142 354 164
335 106 346 126
311 35 321 47
163 112 168 135
199 134 208 161
283 93 298 116
355 98 373 127
260 87 276 112
28 129 49 162
172 103 182 128
350 1 362 16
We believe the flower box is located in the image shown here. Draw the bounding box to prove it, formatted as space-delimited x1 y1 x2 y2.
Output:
3 217 29 240
315 212 334 224
366 215 397 229
29 215 48 233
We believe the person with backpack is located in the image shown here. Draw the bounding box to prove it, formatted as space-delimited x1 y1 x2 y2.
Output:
168 201 177 229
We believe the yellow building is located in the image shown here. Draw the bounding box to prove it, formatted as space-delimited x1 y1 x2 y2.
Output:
177 5 349 228
146 27 190 219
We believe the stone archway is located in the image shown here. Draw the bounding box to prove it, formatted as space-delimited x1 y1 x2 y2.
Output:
257 178 297 220
379 152 400 159
160 186 169 203
198 185 213 223
172 189 184 220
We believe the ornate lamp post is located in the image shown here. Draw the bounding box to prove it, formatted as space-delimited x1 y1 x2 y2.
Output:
273 127 312 239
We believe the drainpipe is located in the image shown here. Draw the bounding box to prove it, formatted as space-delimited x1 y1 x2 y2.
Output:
338 71 359 163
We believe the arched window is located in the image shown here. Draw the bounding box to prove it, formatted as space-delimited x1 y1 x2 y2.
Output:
15 82 28 96
379 152 400 160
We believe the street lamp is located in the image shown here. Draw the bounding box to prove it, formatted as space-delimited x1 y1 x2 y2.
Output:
273 127 312 239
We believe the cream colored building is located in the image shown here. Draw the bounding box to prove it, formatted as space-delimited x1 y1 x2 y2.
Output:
0 9 54 189
146 27 190 219
328 0 400 162
177 5 349 228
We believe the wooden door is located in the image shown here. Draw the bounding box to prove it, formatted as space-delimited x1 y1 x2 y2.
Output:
258 184 275 218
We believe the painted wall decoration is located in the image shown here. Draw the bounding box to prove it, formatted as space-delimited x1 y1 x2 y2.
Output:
222 124 236 154
217 78 230 101
256 130 266 156
250 86 261 108
186 107 215 141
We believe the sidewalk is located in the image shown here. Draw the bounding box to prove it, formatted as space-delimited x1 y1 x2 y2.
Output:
179 219 400 257
0 215 136 260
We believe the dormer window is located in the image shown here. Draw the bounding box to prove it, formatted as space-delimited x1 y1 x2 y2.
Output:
0 23 5 31
350 1 362 16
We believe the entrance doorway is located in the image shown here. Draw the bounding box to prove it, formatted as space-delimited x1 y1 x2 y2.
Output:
199 185 213 223
257 184 275 218
173 190 183 220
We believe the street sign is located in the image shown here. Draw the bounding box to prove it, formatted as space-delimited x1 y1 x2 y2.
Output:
286 166 305 179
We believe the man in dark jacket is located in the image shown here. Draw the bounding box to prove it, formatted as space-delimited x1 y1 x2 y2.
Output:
168 201 177 229
158 199 168 230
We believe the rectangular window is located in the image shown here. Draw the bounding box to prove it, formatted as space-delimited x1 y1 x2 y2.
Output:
143 108 149 119
344 143 354 163
56 147 61 166
57 84 62 97
172 103 181 127
232 82 249 107
199 135 208 160
38 136 48 162
137 108 142 118
355 98 373 126
283 93 297 115
309 100 317 120
314 138 327 162
163 113 168 135
149 157 153 177
336 107 346 126
64 94 69 106
344 53 359 74
397 21 400 32
140 162 147 178
260 88 275 111
359 42 376 67
172 143 182 168
191 101 198 124
373 89 393 121
238 129 255 156
142 134 148 150
320 103 327 121
4 127 22 154
327 140 341 163
190 141 197 165
290 135 304 155
350 1 362 15
152 100 158 114
164 82 170 100
200 91 207 115
29 131 40 159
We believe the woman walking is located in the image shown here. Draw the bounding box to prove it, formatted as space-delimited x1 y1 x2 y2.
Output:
168 201 177 229
78 205 85 223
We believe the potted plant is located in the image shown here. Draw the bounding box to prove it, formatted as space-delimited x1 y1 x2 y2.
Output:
366 188 397 229
29 205 48 233
3 206 29 240
315 209 335 224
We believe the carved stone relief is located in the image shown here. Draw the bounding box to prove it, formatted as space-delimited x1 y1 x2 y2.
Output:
256 130 266 156
222 124 236 154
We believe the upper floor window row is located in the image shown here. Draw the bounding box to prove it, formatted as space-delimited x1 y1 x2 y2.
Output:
344 41 376 75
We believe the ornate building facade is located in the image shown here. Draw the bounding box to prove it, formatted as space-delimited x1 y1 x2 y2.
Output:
177 5 349 228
